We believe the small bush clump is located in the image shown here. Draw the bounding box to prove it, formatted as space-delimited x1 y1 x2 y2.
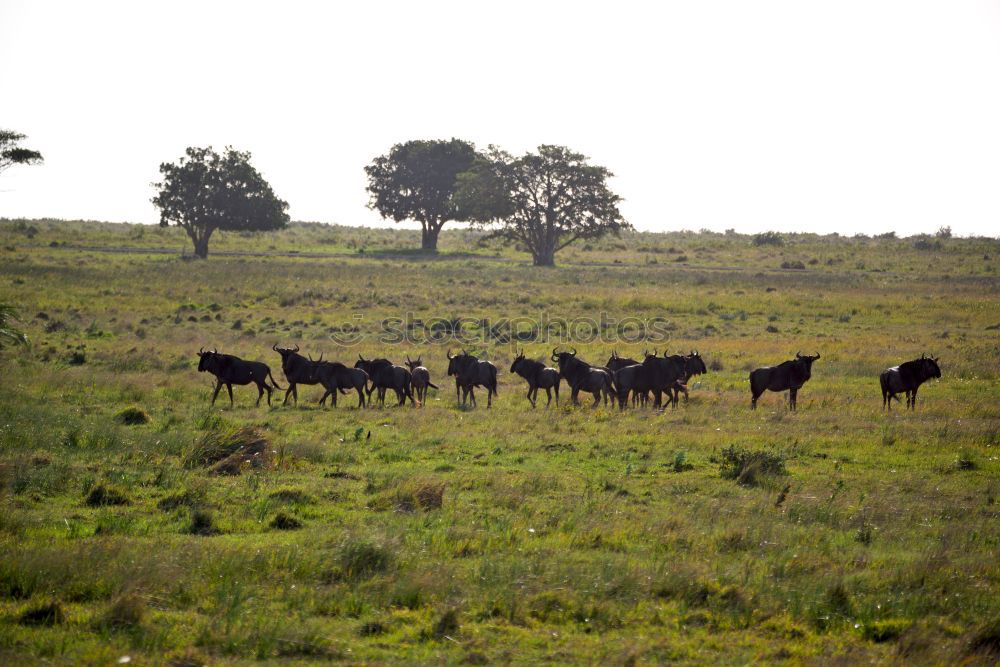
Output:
115 406 150 425
718 446 786 487
187 509 219 536
269 512 303 530
752 231 784 246
780 260 806 270
85 484 130 507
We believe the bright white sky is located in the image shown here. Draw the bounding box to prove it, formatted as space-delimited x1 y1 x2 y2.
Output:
2 1 999 236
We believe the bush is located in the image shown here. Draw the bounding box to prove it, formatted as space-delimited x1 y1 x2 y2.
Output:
913 237 942 251
338 539 393 579
862 619 910 643
752 231 784 246
85 484 130 507
187 509 219 536
19 600 66 626
269 512 303 530
115 407 150 425
98 593 145 629
780 260 805 270
718 446 786 487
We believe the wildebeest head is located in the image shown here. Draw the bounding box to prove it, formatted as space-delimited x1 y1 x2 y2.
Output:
795 351 821 371
920 354 941 379
551 347 578 371
685 350 708 376
197 347 218 372
272 343 300 364
510 349 527 374
447 349 473 376
404 355 423 371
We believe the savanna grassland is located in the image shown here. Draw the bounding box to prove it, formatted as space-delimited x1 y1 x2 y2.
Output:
0 219 998 665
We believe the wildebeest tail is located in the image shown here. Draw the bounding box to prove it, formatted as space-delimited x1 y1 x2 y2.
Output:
427 381 439 390
268 369 284 390
490 366 499 395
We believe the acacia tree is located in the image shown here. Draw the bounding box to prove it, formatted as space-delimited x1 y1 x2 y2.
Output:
365 139 478 250
152 146 289 258
0 130 44 175
455 145 630 266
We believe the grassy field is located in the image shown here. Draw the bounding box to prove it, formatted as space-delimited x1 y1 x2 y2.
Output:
0 218 998 664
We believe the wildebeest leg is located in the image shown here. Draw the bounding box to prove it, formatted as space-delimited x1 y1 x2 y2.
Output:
355 387 365 408
910 388 918 410
255 382 265 407
544 386 552 407
265 383 273 406
591 390 600 408
554 382 559 406
283 383 294 405
526 386 535 407
789 388 797 411
226 383 235 407
210 380 224 406
750 388 762 410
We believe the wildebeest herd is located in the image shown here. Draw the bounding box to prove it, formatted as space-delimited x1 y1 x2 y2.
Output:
195 345 943 412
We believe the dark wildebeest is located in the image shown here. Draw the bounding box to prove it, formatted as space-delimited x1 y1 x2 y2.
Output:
354 356 415 407
551 348 614 407
749 352 821 411
446 349 499 408
510 349 560 408
606 350 648 407
273 344 324 405
880 354 941 410
197 347 283 407
667 351 709 406
611 362 654 410
640 350 687 409
315 362 369 408
404 356 439 406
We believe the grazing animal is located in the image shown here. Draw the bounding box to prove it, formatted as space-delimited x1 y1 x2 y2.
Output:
640 350 686 409
611 362 654 410
607 351 648 406
880 355 941 410
510 350 561 407
404 356 439 406
197 347 283 407
551 348 614 407
667 351 708 406
446 349 499 408
315 362 369 408
750 352 821 411
354 356 415 407
272 344 324 405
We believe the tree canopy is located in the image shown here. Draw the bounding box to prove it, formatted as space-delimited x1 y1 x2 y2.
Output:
455 145 630 266
0 130 44 175
365 139 479 250
151 146 289 258
0 304 28 348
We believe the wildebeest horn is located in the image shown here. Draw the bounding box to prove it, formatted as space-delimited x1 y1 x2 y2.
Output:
292 344 299 352
199 346 204 354
921 353 926 359
406 355 412 364
446 349 453 360
814 353 820 360
272 343 278 352
551 347 560 362
358 353 365 361
570 347 577 356
796 351 802 358
317 353 323 362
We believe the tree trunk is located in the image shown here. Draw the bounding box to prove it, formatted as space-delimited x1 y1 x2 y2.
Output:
193 236 209 259
421 224 441 251
532 245 556 266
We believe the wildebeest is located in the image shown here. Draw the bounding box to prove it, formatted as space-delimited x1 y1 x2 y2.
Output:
640 350 687 409
510 349 561 407
666 351 708 406
403 356 439 406
749 352 820 411
607 351 648 407
446 349 499 408
880 354 941 410
611 361 653 410
354 355 415 407
273 344 324 405
315 362 369 408
551 348 614 407
197 347 283 407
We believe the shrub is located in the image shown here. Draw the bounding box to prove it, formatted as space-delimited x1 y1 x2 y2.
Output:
780 260 805 270
115 407 150 425
18 600 66 626
913 237 942 251
269 512 303 530
718 446 786 487
187 509 219 536
862 618 910 643
85 484 130 507
766 325 779 333
338 539 393 579
752 231 784 246
955 451 977 470
185 427 271 475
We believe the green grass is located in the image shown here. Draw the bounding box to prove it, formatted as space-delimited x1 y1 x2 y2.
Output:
0 219 997 663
